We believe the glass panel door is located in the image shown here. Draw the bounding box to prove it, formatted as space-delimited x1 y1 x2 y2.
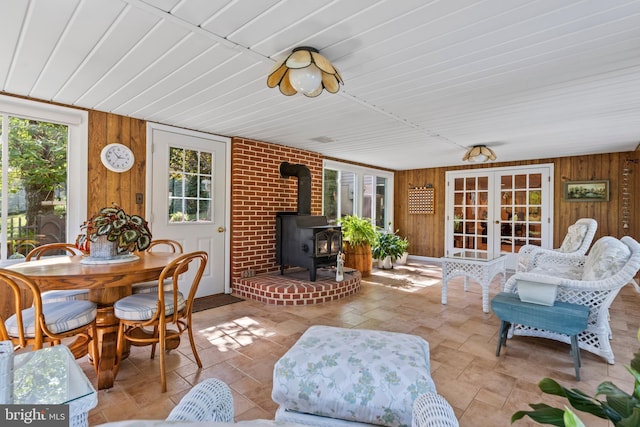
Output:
495 170 548 258
446 165 552 269
451 174 490 255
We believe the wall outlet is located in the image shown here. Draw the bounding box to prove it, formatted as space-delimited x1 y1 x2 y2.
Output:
242 270 256 278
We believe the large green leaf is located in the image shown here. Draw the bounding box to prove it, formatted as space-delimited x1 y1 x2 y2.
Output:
539 378 609 419
120 229 139 245
563 407 585 427
112 218 128 230
618 407 640 427
511 404 565 426
136 234 151 251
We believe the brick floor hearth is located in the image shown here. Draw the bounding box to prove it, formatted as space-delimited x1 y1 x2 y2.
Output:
233 267 361 305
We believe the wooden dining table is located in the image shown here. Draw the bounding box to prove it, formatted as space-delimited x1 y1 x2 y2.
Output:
7 251 181 390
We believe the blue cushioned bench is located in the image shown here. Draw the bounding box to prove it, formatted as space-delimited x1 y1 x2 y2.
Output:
491 292 590 380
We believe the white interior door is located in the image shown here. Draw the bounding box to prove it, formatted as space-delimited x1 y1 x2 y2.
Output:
147 124 229 297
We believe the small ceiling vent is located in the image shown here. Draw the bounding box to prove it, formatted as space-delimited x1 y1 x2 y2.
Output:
310 136 335 143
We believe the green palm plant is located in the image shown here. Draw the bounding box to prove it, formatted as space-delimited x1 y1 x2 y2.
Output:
512 328 640 427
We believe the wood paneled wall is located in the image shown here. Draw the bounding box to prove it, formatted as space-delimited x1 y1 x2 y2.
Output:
87 111 147 218
394 150 640 258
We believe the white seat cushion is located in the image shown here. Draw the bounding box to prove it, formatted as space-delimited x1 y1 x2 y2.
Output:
131 280 173 294
5 300 97 337
272 325 436 427
114 292 186 321
558 224 587 252
41 289 90 302
582 236 631 281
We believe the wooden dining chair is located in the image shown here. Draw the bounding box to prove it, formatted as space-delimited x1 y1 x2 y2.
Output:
131 239 184 295
0 268 99 369
26 243 90 303
114 251 208 392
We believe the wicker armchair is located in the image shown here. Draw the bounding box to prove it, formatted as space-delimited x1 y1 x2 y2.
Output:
504 235 640 364
517 218 597 272
412 393 459 427
166 378 234 422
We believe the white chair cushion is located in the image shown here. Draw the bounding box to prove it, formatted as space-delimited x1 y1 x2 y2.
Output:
114 292 186 321
5 300 97 337
558 224 587 252
582 236 631 281
131 280 173 295
41 289 90 302
272 325 436 427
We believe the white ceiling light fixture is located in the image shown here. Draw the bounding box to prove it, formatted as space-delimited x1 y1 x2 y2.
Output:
267 47 343 97
463 145 497 162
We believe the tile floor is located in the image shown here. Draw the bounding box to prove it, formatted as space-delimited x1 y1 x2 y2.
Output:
84 261 639 427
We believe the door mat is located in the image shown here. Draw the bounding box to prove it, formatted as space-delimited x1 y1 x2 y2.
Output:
192 294 244 313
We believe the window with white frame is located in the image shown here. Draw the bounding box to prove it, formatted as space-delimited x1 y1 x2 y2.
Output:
0 96 87 265
322 160 393 229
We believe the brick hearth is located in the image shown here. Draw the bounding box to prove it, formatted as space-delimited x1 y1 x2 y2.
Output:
233 267 361 305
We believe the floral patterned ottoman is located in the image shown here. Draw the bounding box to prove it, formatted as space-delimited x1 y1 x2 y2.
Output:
272 326 436 427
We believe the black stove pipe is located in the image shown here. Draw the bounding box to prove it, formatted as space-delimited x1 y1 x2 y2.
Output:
280 161 311 215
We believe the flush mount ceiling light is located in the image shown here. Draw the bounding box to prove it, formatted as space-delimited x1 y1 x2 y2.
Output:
267 47 343 97
463 145 497 162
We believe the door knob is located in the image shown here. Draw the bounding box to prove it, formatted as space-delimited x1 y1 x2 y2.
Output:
217 226 226 232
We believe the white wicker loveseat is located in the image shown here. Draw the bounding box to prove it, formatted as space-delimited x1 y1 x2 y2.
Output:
504 235 640 364
516 218 597 272
96 378 459 427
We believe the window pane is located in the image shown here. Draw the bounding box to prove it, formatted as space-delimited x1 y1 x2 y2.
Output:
200 152 212 175
185 174 198 198
167 146 214 224
169 173 184 197
362 175 373 220
323 169 338 223
375 177 387 228
199 200 211 221
184 149 198 174
169 147 184 171
3 117 68 258
340 172 355 217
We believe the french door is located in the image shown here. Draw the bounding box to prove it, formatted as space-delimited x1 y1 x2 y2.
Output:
445 164 553 269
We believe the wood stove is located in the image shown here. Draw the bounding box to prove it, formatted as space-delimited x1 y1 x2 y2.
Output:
275 162 342 281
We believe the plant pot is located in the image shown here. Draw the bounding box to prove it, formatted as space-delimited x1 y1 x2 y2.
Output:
90 235 119 259
343 242 372 277
395 252 409 265
377 256 393 269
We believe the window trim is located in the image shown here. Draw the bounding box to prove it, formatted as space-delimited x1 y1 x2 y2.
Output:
0 95 88 264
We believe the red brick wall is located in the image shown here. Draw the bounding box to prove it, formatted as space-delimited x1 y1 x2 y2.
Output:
230 138 323 284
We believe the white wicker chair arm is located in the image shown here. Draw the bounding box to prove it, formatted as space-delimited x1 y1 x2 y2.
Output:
530 251 587 271
166 378 234 422
411 392 459 427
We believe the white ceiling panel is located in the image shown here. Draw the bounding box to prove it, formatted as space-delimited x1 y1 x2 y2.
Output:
1 0 638 170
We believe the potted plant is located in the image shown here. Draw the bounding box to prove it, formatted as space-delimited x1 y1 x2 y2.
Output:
338 215 377 277
396 235 410 265
512 328 640 427
372 226 407 269
77 204 152 258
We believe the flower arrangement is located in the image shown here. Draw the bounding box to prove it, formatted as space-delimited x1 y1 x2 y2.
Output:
76 204 152 254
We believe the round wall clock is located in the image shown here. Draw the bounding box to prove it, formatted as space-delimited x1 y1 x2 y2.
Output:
100 143 135 172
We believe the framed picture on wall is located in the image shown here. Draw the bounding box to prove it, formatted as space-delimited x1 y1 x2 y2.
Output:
563 180 609 202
